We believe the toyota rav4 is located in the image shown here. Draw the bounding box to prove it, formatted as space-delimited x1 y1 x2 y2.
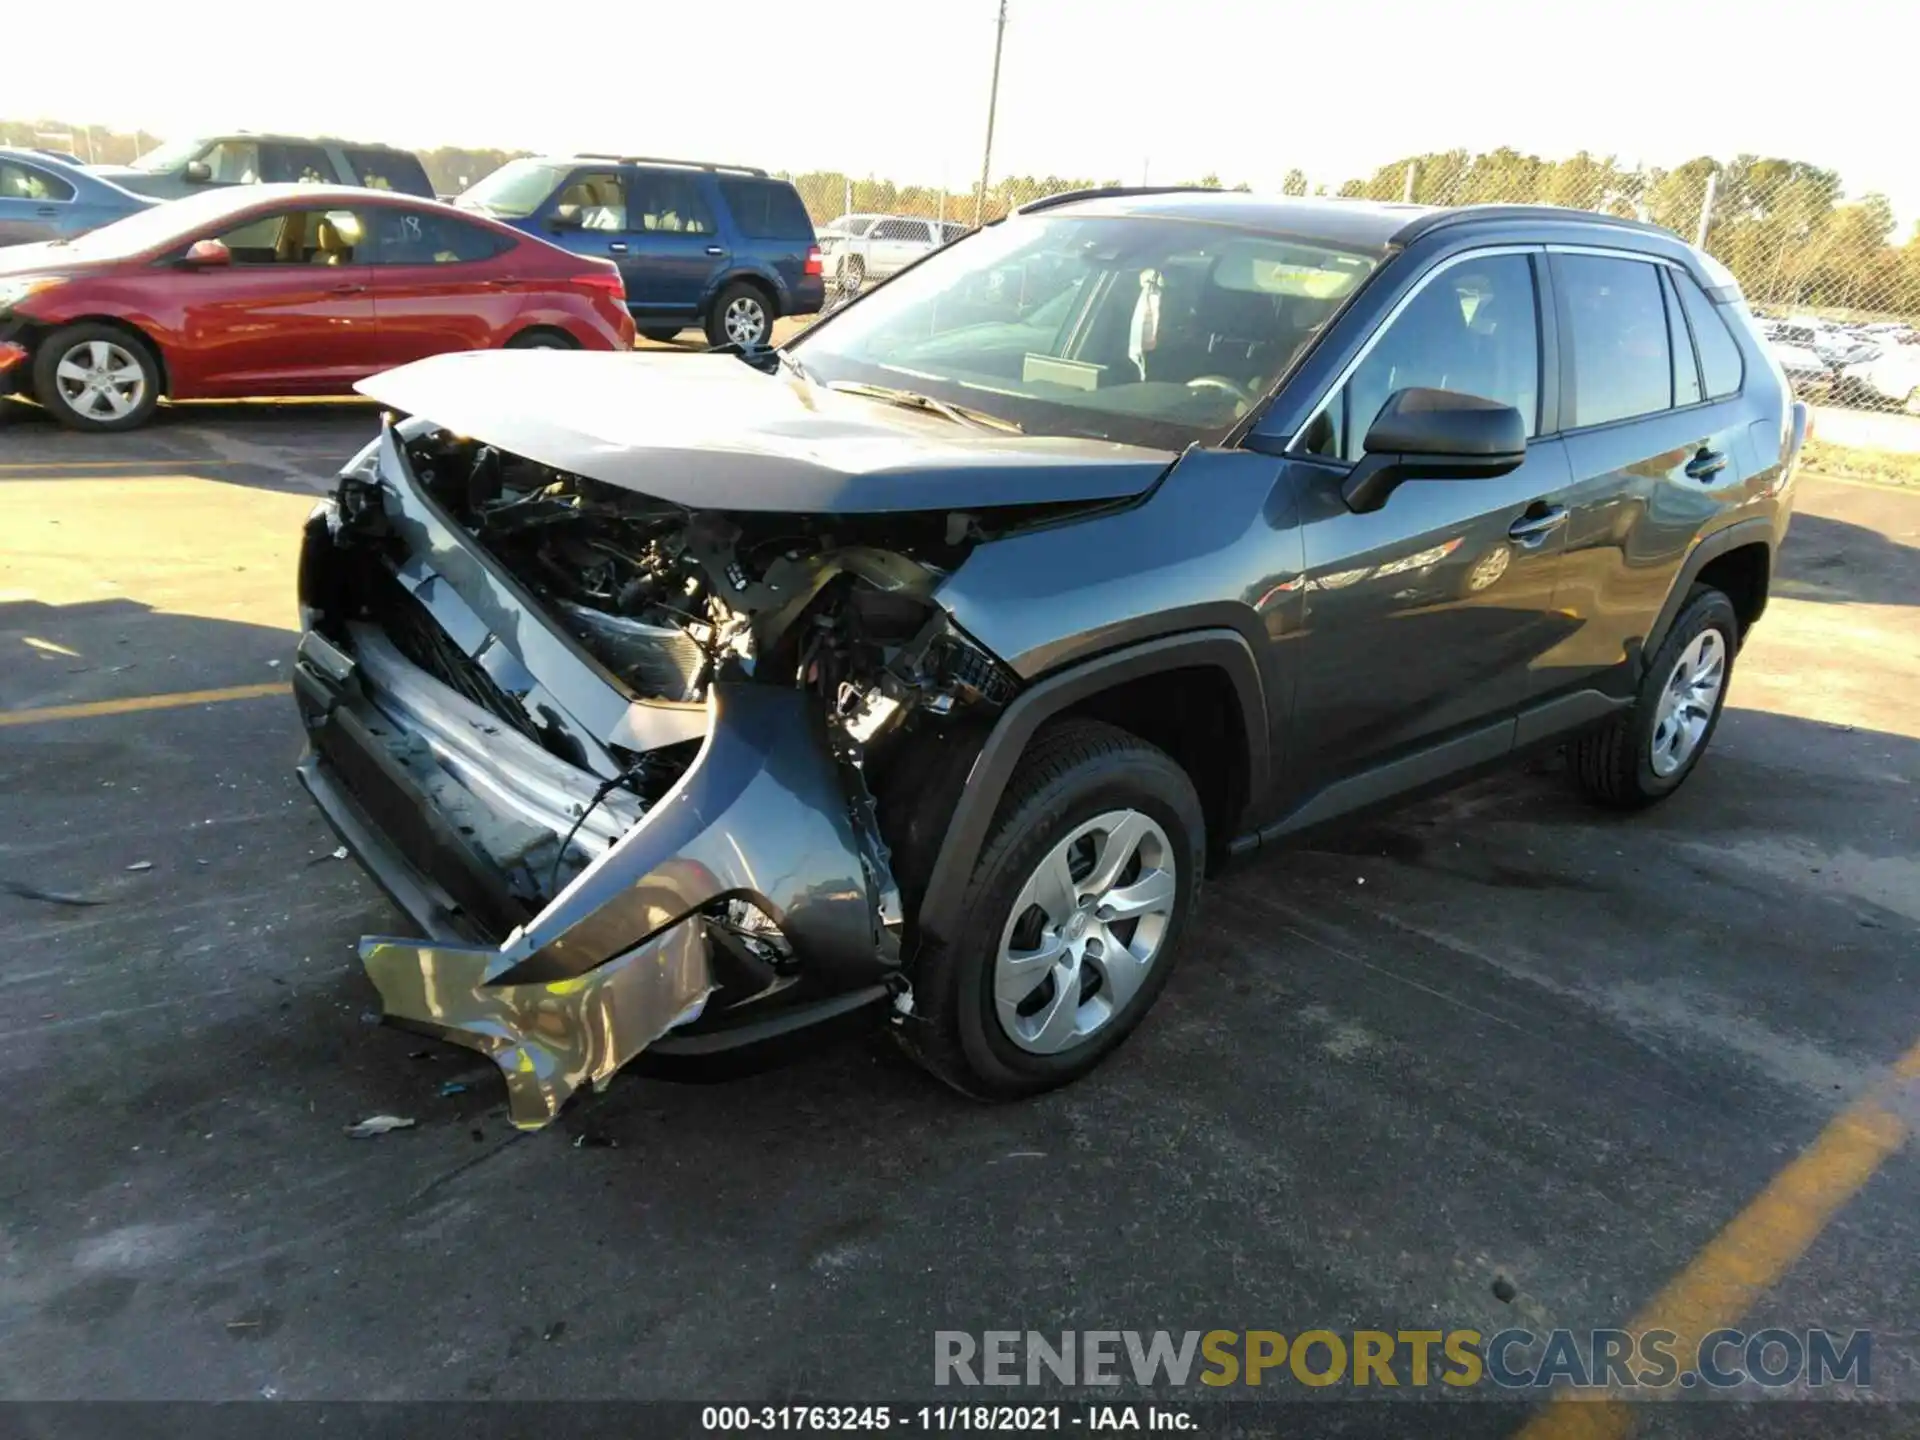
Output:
293 190 1805 1128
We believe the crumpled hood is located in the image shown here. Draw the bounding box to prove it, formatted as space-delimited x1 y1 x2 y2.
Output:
356 349 1175 514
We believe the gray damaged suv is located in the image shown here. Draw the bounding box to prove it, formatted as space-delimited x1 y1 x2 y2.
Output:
294 190 1806 1128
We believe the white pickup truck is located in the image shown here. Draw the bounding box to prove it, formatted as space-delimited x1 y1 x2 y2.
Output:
817 213 967 292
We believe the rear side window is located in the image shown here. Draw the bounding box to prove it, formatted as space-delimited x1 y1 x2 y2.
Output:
369 208 510 264
1670 267 1745 399
1661 269 1703 408
1304 252 1540 463
1559 255 1672 428
262 143 333 185
719 179 814 240
0 161 74 202
346 149 434 197
630 171 715 234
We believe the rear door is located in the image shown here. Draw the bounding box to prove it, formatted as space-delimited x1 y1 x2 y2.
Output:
1536 252 1754 702
1286 249 1574 799
261 141 335 186
0 158 74 244
174 205 380 394
623 168 727 313
363 204 522 363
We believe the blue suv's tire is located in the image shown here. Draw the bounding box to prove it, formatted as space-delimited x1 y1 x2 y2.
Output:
706 281 773 349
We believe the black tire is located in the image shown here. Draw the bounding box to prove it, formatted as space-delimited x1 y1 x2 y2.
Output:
897 719 1205 1099
505 327 577 350
32 323 162 432
638 326 683 343
1568 585 1739 809
705 281 773 349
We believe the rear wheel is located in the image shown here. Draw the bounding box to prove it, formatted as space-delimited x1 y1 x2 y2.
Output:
898 720 1203 1099
838 255 866 294
1568 586 1738 808
705 282 773 349
32 324 161 432
505 327 577 350
638 326 683 343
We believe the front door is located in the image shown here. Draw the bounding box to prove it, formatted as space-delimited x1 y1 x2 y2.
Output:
1537 254 1757 701
1285 250 1574 803
174 206 379 395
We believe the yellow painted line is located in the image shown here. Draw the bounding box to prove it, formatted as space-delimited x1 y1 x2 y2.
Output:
1518 1037 1920 1439
0 461 253 471
0 682 288 728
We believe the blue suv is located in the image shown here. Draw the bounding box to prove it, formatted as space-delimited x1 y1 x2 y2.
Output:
456 155 823 347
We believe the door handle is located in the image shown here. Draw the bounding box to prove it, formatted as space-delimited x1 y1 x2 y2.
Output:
1508 505 1568 547
329 283 367 295
1685 448 1727 481
35 206 59 217
608 242 629 254
705 245 725 256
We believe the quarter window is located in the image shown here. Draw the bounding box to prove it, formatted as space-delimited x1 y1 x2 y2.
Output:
1670 267 1745 399
1559 254 1673 427
1303 253 1540 463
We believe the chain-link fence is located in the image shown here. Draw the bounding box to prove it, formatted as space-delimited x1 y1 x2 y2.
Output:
789 151 1920 417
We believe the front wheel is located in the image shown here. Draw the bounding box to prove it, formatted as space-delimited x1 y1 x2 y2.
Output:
1567 586 1738 808
706 282 772 349
32 324 161 432
898 720 1204 1099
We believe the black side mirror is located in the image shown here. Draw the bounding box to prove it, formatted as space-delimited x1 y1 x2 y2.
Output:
1342 387 1526 513
184 160 213 184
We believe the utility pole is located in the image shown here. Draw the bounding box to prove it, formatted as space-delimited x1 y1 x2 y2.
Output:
973 0 1008 227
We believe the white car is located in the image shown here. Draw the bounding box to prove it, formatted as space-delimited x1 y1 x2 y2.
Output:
817 213 966 291
1838 337 1920 412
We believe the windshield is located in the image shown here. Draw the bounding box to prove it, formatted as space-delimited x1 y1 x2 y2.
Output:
43 188 267 256
789 214 1378 450
130 137 205 173
458 160 566 218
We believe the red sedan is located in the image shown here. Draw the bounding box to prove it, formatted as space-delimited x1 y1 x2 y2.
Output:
0 183 635 431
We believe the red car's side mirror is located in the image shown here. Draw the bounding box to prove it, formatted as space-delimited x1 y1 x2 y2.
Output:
182 238 231 268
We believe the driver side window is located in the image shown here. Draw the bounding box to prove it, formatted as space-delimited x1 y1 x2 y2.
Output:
1304 253 1540 462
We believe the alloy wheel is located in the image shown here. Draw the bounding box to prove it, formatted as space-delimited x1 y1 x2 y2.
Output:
724 296 768 347
54 339 146 421
1650 628 1727 777
994 809 1177 1055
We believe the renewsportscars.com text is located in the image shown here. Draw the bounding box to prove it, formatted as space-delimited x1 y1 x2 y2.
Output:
934 1328 1870 1390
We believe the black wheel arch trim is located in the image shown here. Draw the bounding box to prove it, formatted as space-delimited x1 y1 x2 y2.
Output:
913 629 1267 950
1642 516 1775 665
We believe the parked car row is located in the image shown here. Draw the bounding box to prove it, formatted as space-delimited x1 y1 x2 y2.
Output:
0 184 635 430
1759 314 1920 413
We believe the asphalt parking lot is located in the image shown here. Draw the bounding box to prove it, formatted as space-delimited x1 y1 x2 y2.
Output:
2 385 1917 1431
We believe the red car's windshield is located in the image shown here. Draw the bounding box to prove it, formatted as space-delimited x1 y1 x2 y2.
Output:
42 189 300 259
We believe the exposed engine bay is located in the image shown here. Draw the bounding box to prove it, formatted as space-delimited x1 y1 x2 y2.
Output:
310 422 1032 933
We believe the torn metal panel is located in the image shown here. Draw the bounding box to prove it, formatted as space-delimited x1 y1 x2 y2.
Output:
371 422 708 760
495 681 888 987
363 921 714 1130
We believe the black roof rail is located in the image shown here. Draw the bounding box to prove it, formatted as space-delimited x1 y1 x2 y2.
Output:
1390 203 1682 247
573 153 767 177
1015 184 1222 215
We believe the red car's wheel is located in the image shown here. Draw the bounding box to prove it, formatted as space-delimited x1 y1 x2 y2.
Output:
32 324 162 432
